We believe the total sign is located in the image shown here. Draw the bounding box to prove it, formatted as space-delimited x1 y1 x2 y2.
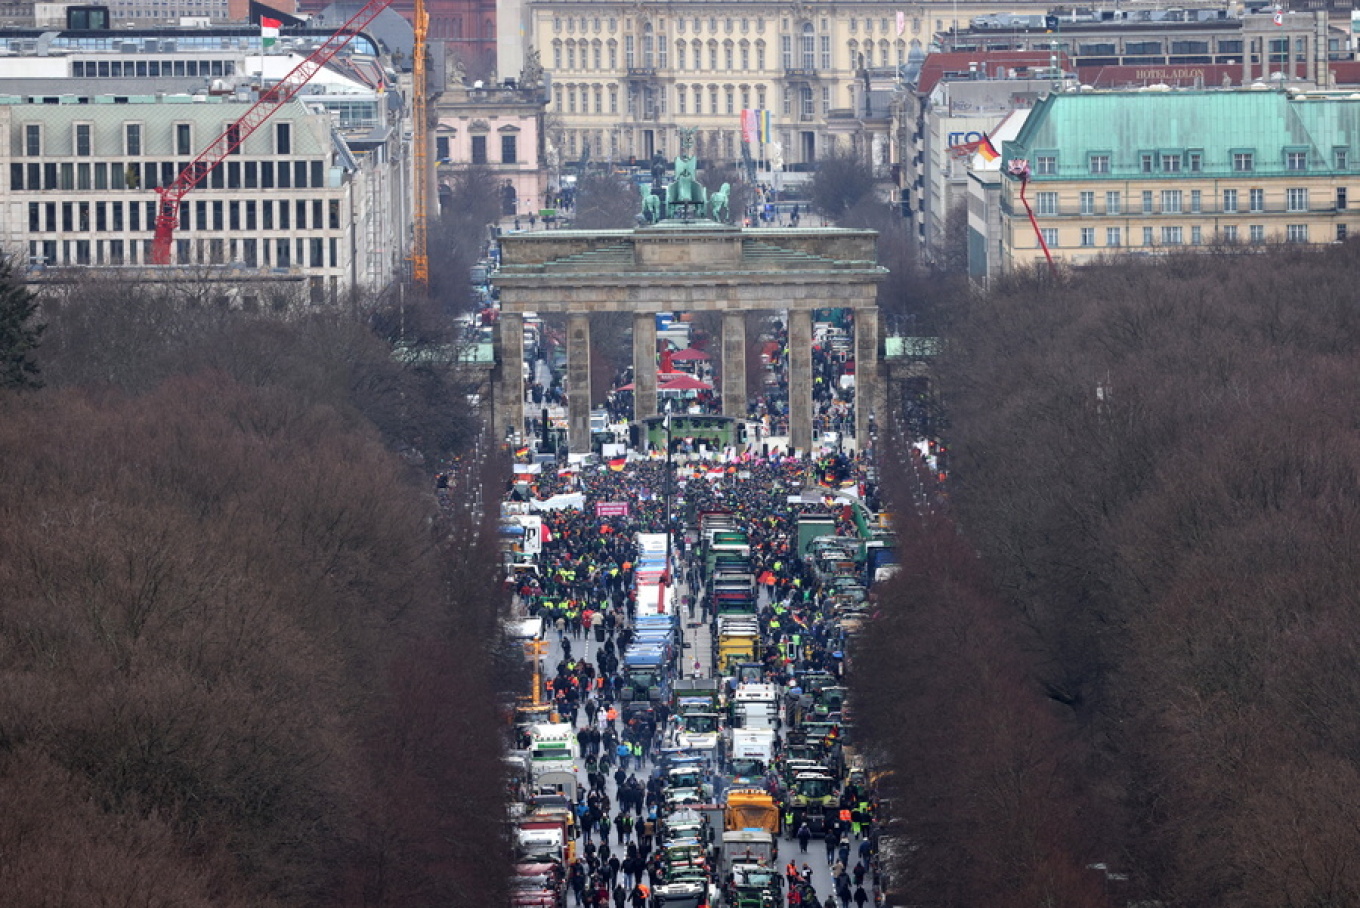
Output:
948 130 986 148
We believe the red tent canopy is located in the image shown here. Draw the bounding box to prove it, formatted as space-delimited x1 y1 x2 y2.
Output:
670 347 711 362
660 374 713 391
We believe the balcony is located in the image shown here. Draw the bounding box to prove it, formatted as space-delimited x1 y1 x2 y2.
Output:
627 67 657 78
783 67 818 78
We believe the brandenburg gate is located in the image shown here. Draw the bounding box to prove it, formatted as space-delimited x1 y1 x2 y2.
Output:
492 219 887 454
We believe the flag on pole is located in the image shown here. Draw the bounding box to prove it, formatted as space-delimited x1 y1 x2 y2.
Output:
261 15 281 47
896 11 906 36
740 109 758 144
978 133 1000 162
1273 5 1284 25
757 109 772 144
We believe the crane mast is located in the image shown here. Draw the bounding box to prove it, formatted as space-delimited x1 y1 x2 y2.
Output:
411 0 430 286
150 0 396 266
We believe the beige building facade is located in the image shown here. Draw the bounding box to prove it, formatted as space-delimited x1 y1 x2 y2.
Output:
528 0 964 168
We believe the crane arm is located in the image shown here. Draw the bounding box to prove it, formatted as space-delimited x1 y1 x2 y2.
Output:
151 0 395 264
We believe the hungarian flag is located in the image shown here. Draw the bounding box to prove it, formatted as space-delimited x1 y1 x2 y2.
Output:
608 458 627 472
978 134 1000 162
261 16 281 48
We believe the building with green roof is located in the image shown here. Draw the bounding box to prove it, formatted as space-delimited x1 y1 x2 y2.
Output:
981 88 1360 274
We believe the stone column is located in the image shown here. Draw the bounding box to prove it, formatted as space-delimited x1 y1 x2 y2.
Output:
788 308 813 455
721 310 747 425
854 305 881 452
498 311 525 443
567 313 592 454
633 311 658 427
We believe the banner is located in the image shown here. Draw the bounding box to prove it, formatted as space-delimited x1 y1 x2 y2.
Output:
595 502 630 516
896 10 906 36
740 109 758 144
758 109 772 144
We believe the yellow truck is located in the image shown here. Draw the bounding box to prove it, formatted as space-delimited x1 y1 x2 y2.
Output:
724 788 780 835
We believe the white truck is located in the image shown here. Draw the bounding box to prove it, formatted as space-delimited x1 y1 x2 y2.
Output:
728 728 776 778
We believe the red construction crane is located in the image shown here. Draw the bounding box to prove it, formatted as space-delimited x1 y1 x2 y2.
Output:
150 0 396 265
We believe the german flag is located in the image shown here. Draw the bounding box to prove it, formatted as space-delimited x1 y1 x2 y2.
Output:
515 445 530 458
978 134 1000 162
608 457 627 471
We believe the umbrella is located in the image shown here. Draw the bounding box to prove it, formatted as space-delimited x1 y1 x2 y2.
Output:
670 348 711 362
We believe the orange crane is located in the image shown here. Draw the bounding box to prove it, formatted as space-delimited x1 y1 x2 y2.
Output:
411 0 430 285
150 0 416 270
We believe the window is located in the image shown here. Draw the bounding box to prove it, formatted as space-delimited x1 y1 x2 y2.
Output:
677 86 687 113
1161 226 1183 245
1142 191 1154 214
1106 227 1122 247
75 123 91 157
1140 153 1154 174
1039 227 1058 248
1162 153 1181 173
781 34 792 69
502 134 518 163
820 35 831 68
1286 187 1308 212
1222 189 1238 213
725 40 733 70
1187 151 1202 173
1286 150 1307 172
1080 191 1095 215
1106 191 1121 215
1338 224 1348 241
125 123 142 156
625 35 634 68
1335 148 1349 170
1286 224 1309 243
1222 224 1238 243
802 22 815 69
1089 153 1110 174
1161 190 1182 213
1338 187 1347 210
25 124 41 157
1035 191 1059 216
1249 224 1265 243
1191 226 1202 245
726 86 735 114
1233 151 1254 172
1143 227 1154 246
226 123 241 155
276 122 291 154
1190 190 1201 213
174 121 193 154
471 134 488 164
801 86 814 117
1080 227 1095 247
1250 188 1264 213
1035 154 1056 175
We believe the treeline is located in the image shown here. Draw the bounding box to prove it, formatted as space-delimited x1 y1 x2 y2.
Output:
0 281 513 907
855 243 1360 907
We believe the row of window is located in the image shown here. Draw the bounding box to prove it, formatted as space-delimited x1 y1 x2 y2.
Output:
553 14 913 36
28 236 340 269
1070 147 1349 177
22 121 294 158
551 126 800 162
25 197 342 234
1032 187 1348 216
1037 223 1335 248
9 157 326 193
70 58 237 78
553 82 830 118
554 33 909 73
436 134 519 165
